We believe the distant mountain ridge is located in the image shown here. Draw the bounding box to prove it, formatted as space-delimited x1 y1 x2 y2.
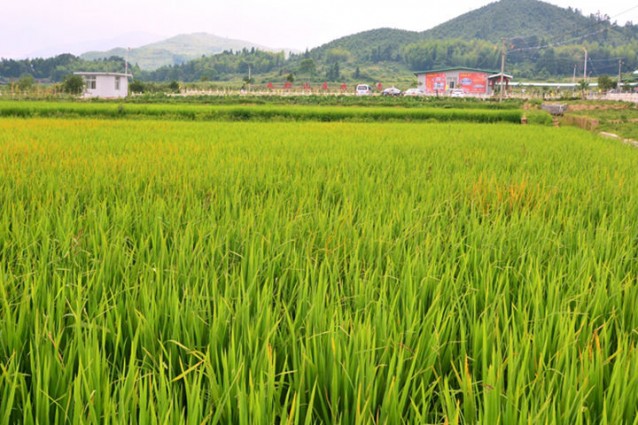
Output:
81 33 296 70
27 32 165 60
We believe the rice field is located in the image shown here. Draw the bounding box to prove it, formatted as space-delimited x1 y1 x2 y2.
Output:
1 117 638 424
0 101 526 124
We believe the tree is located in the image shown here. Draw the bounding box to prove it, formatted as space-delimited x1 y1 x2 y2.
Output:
325 48 350 64
129 80 145 93
62 74 85 95
168 81 180 93
577 80 589 99
285 73 295 83
299 58 316 77
597 75 616 92
326 62 340 81
17 74 35 92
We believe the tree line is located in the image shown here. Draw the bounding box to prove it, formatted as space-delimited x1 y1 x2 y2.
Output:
2 40 637 86
0 55 140 82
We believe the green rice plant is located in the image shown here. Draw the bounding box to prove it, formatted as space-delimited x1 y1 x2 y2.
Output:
0 118 637 424
0 101 523 124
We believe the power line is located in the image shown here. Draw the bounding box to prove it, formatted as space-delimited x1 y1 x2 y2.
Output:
610 4 638 20
506 4 638 55
509 28 607 53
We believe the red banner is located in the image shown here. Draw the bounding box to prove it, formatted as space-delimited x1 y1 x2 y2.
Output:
458 72 487 94
425 73 447 93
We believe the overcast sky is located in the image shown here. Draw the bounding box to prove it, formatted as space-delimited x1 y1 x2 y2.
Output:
2 0 638 58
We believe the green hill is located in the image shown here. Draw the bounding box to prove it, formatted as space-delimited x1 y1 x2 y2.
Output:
81 33 288 70
5 0 638 83
308 28 422 63
301 0 638 79
421 0 638 46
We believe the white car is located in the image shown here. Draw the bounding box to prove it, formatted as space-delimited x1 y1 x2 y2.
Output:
403 88 424 96
450 89 465 98
355 84 373 96
381 87 402 96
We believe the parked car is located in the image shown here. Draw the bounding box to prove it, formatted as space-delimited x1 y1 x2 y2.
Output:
355 84 373 96
381 87 402 96
450 89 465 98
403 88 424 96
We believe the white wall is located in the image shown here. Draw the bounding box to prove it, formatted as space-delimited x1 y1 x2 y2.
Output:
83 75 129 99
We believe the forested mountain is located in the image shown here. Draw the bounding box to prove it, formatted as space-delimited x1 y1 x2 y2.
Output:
300 0 638 79
81 33 290 70
422 0 638 46
414 0 638 77
137 49 287 82
2 0 638 84
308 28 422 63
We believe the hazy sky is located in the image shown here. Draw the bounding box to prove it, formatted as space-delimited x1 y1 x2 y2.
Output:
2 0 638 58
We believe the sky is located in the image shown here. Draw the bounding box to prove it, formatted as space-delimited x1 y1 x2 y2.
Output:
2 0 638 59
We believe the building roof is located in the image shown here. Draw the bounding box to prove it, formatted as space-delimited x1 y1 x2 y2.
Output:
414 67 499 75
488 73 514 80
73 72 133 78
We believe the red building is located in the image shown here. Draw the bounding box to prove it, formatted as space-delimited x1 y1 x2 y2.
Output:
414 67 513 96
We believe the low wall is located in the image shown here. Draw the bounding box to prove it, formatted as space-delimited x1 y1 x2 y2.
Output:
597 93 638 103
561 115 600 131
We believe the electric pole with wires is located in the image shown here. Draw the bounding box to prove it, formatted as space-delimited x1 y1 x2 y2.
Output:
499 38 507 102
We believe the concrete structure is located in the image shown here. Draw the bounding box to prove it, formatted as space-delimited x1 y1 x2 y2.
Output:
414 67 513 96
74 72 132 99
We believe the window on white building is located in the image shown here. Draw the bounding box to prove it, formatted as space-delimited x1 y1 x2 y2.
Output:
85 76 96 90
115 76 121 91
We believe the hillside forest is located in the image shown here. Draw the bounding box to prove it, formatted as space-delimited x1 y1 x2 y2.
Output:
2 1 638 85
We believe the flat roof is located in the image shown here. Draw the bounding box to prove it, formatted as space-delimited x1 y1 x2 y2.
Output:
414 67 499 75
74 72 133 78
488 73 514 80
510 82 579 87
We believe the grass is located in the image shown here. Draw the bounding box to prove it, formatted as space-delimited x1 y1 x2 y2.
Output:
1 118 637 424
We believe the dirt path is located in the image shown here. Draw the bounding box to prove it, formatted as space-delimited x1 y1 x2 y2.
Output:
599 132 638 148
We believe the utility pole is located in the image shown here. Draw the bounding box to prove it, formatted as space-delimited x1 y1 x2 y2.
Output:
583 47 588 81
125 47 130 75
499 38 507 102
618 59 623 90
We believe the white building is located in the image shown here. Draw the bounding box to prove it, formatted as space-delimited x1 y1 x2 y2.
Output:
74 72 132 99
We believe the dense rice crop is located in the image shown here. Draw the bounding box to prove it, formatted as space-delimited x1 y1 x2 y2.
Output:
0 101 524 124
1 118 637 424
122 94 524 110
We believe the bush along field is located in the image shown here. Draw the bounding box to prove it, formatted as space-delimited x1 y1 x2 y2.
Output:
1 118 637 424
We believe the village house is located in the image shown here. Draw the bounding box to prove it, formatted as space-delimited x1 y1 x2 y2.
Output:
414 67 513 96
74 72 132 99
